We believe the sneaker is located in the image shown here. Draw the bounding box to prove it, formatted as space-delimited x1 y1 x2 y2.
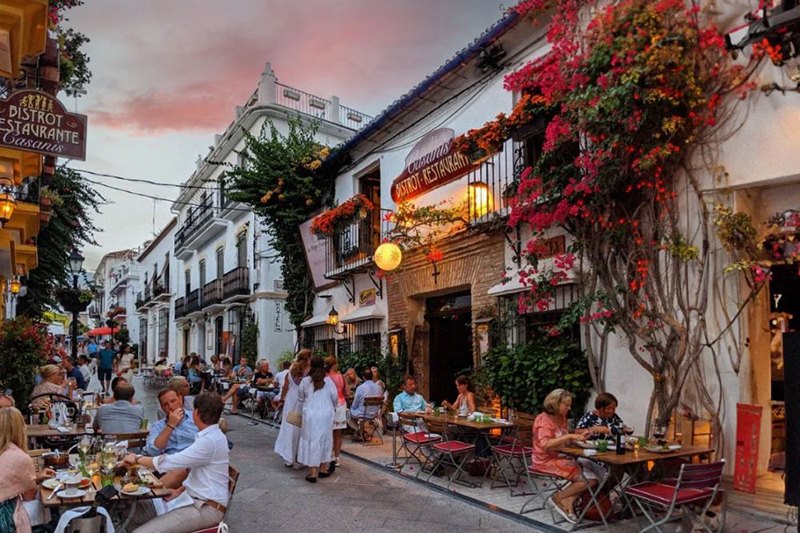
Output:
549 496 577 525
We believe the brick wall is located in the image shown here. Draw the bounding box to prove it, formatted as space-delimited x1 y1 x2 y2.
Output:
387 230 505 398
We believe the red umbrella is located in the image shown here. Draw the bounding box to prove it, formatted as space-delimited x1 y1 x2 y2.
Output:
86 325 117 336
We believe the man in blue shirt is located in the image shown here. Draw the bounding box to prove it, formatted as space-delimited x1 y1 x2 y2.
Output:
97 340 116 393
231 356 253 379
393 375 427 413
145 388 199 489
347 368 383 434
87 337 98 358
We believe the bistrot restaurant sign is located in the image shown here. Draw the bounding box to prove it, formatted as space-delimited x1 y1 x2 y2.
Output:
0 90 87 160
390 128 476 203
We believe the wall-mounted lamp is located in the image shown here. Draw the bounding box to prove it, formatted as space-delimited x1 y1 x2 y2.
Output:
467 182 491 218
374 242 402 272
328 306 347 334
0 177 16 227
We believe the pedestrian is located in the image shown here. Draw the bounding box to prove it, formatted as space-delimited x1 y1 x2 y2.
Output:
274 349 311 468
324 356 346 467
97 340 116 393
296 356 337 483
117 345 135 382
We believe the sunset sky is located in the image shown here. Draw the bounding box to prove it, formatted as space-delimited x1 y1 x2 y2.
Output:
65 1 506 268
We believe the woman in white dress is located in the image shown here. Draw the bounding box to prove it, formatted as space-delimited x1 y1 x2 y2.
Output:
117 345 135 382
274 350 311 467
296 356 337 482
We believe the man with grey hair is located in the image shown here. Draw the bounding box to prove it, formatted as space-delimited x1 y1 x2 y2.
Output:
167 376 194 412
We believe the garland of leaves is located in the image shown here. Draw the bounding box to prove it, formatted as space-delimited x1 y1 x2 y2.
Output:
17 166 103 318
222 117 335 329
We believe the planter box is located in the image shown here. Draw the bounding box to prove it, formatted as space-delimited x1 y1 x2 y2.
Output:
56 289 90 314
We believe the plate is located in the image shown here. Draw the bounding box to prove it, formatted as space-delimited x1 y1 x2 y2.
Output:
56 488 86 499
118 484 150 496
576 441 597 449
42 478 61 490
644 445 679 453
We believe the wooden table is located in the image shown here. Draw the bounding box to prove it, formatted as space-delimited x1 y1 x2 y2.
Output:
556 444 714 531
399 411 515 431
39 474 171 508
27 424 93 439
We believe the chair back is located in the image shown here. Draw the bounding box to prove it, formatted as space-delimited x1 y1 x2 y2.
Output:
228 465 240 497
363 396 384 419
677 460 724 490
105 432 148 451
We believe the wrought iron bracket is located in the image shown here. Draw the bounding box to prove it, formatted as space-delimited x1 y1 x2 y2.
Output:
341 276 356 304
367 268 384 299
504 224 522 267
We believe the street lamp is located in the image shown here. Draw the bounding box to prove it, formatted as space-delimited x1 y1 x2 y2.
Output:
68 249 84 361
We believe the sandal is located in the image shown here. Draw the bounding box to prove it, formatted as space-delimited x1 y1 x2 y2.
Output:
549 496 577 524
319 470 333 479
305 475 317 483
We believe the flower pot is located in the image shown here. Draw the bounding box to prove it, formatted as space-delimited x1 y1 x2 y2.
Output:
56 289 91 314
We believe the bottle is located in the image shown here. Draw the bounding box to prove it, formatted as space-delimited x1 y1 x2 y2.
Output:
615 430 625 455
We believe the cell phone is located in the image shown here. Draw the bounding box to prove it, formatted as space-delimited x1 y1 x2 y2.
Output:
94 484 118 507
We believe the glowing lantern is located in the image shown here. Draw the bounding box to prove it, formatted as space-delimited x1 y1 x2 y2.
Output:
374 242 402 272
467 182 491 217
9 277 20 295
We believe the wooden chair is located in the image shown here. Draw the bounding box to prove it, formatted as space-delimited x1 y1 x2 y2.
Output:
353 396 385 445
189 465 240 533
104 432 148 452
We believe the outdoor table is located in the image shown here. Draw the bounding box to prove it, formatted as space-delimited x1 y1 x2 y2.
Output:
556 444 714 531
39 471 172 531
27 424 93 441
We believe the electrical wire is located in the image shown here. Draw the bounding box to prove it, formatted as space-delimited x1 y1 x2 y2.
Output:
70 167 220 190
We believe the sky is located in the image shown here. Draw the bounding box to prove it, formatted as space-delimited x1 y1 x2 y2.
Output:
63 0 508 270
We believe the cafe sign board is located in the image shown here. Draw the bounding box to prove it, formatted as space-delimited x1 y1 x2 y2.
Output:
390 128 476 203
0 90 87 160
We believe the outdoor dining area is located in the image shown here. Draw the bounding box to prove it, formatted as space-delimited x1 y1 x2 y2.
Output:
338 382 725 532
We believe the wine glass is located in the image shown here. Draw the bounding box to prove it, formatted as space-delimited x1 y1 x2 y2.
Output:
652 424 667 446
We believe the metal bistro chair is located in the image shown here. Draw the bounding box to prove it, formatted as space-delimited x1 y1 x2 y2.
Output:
424 421 476 489
487 414 535 494
625 460 726 533
398 413 442 472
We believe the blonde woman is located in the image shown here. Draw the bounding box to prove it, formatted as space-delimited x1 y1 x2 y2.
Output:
274 349 311 467
532 389 595 524
0 407 55 532
30 365 71 410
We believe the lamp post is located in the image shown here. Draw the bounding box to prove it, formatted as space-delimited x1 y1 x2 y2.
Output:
68 249 84 361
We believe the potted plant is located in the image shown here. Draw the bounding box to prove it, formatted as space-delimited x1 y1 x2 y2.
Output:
55 287 93 314
39 187 63 224
310 194 375 238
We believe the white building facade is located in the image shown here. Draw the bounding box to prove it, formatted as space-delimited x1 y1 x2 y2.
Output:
93 249 139 343
167 63 372 368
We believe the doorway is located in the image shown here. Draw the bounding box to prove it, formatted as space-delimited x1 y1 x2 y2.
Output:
215 317 224 356
767 265 800 479
426 291 472 405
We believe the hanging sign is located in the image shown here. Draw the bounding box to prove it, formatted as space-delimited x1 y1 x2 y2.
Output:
390 128 476 203
0 90 88 160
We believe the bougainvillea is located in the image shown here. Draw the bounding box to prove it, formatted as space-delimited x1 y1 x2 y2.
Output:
310 194 374 237
458 0 765 436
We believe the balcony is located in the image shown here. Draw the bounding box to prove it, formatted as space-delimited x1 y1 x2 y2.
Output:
203 279 224 309
466 139 521 224
323 215 384 279
174 296 186 319
185 288 202 315
135 291 147 311
222 267 249 301
174 195 227 260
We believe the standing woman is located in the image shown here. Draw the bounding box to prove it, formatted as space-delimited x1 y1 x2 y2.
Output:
117 345 135 382
296 356 337 482
274 350 311 467
0 407 56 532
325 356 347 466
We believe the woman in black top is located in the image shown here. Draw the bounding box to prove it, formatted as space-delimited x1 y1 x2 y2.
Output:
576 392 625 439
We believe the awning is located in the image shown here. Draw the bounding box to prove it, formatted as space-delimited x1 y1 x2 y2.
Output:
487 274 527 297
341 305 384 324
301 313 331 328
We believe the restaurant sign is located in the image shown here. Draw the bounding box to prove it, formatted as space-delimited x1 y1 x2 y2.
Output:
0 90 87 160
390 128 475 203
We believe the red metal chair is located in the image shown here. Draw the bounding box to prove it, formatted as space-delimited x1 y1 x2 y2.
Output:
624 460 725 533
399 430 442 471
486 442 533 492
425 437 476 489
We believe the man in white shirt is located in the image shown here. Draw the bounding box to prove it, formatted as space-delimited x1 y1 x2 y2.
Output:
124 391 229 533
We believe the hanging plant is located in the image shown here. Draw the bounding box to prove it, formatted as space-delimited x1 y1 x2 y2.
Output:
310 194 374 237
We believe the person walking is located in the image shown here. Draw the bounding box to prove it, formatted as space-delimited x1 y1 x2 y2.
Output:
296 356 337 483
273 350 311 468
325 356 347 467
117 345 135 382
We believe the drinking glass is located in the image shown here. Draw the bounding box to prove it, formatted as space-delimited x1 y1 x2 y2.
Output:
652 424 667 446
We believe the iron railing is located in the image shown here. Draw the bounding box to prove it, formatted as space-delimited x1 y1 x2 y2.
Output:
203 279 223 307
466 139 522 223
275 82 330 120
174 296 186 319
222 267 249 300
339 104 373 130
323 211 387 275
185 288 202 314
175 195 215 249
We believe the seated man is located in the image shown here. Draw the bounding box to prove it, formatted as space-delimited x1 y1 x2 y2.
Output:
250 360 277 413
346 368 383 435
167 376 194 412
124 392 229 533
145 389 199 489
62 356 86 391
392 375 428 433
94 382 144 434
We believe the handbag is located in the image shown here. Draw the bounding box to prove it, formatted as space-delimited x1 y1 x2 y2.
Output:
286 410 303 427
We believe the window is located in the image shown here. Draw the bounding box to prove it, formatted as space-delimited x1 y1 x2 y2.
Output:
158 308 168 356
162 255 170 292
216 247 224 279
184 269 190 296
496 284 578 346
237 234 247 268
199 259 206 286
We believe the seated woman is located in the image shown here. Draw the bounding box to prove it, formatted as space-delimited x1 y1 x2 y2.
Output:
441 375 477 415
30 365 72 410
186 355 204 395
220 359 243 414
576 392 625 439
343 368 361 403
532 388 596 524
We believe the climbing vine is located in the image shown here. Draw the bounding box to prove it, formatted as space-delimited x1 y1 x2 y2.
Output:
456 0 766 441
